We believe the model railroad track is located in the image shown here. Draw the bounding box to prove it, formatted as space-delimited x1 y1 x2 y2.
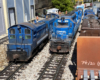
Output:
38 54 68 80
0 62 25 80
0 36 8 44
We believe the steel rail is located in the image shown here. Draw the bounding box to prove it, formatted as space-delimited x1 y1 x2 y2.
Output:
0 36 8 44
7 63 24 80
37 54 55 80
38 54 67 80
53 54 66 80
0 63 25 80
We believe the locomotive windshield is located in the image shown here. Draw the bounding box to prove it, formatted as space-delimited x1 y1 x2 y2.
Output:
9 29 15 39
56 23 68 28
10 29 15 34
25 29 31 34
10 35 15 39
25 35 31 39
25 28 31 39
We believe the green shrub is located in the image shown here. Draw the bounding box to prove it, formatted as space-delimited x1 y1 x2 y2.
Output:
52 0 75 12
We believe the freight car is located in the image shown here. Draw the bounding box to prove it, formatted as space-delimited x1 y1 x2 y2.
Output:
49 8 83 53
83 14 98 20
7 14 58 61
76 11 100 80
80 18 100 36
84 9 95 16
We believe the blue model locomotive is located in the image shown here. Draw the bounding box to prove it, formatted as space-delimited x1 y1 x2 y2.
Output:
49 8 83 53
7 22 49 61
7 13 59 61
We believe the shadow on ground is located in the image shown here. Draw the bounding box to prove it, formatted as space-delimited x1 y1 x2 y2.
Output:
69 43 77 80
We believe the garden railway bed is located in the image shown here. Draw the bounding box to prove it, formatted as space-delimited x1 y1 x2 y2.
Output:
0 35 9 71
0 20 81 80
0 7 84 80
14 20 81 80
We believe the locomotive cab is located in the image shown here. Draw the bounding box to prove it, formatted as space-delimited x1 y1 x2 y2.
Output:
84 9 95 16
7 23 35 61
9 26 32 44
7 22 48 61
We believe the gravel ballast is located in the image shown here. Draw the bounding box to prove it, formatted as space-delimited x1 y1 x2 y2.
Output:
15 42 51 80
0 41 9 71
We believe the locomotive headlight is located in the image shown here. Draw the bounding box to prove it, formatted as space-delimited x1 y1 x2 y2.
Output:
65 20 68 22
58 20 61 22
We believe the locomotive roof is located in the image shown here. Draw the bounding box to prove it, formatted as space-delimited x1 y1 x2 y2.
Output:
8 22 36 30
34 21 45 27
58 17 76 24
20 22 35 29
44 18 53 20
8 22 46 30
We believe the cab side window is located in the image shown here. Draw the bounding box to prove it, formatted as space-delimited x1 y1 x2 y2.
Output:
25 29 31 34
9 29 15 39
25 35 31 39
25 28 31 39
10 29 15 34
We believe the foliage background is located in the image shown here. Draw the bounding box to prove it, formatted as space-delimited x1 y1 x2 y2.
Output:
52 0 75 12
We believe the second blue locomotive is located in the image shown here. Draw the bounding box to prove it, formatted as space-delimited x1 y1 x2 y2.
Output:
49 7 83 53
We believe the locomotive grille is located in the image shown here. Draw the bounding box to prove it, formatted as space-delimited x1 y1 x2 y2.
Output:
52 41 69 48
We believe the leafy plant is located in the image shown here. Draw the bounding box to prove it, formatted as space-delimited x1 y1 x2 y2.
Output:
52 0 75 12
